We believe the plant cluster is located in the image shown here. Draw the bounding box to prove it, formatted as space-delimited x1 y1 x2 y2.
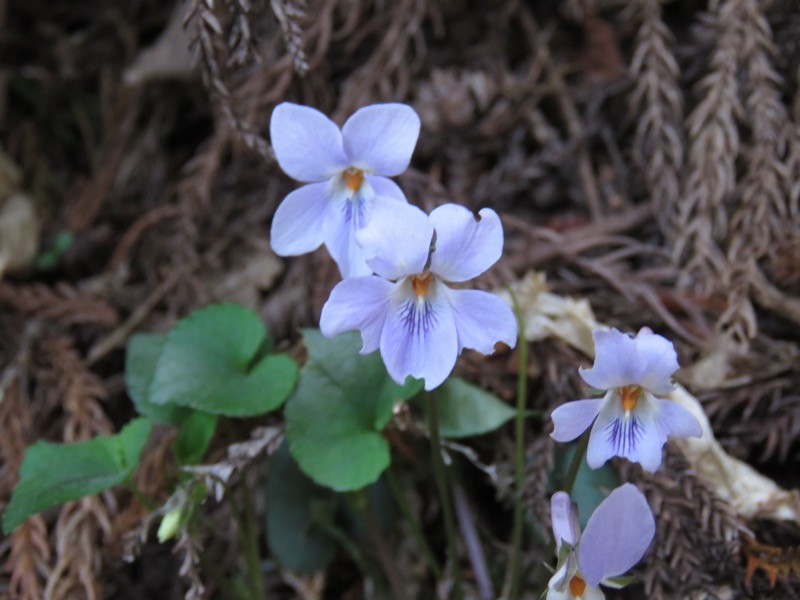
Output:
2 102 717 600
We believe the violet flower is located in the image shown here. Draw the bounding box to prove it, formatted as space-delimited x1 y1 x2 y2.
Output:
551 327 702 472
320 202 517 390
547 484 655 600
269 102 420 278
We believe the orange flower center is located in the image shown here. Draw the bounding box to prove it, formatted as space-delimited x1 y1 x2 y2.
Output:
569 575 587 597
345 167 364 191
411 273 432 297
620 385 641 413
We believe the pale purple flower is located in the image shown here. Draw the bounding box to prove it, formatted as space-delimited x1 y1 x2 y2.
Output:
269 102 420 278
547 484 655 600
320 202 517 390
551 328 702 472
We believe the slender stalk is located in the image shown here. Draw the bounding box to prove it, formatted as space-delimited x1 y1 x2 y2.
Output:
563 429 591 496
124 477 156 511
313 505 377 585
386 468 443 579
508 288 528 600
425 392 462 600
226 477 264 600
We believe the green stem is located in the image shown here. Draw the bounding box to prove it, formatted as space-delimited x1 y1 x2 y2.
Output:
124 477 156 511
508 288 528 600
229 477 264 600
387 468 443 579
425 392 462 600
313 505 376 583
563 429 591 496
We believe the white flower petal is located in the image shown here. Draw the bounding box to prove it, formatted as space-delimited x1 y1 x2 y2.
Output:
342 104 420 176
270 103 348 181
578 483 655 586
551 399 604 443
320 276 394 354
654 397 703 439
366 175 408 203
582 585 606 600
586 394 666 472
322 191 376 278
633 327 679 395
445 288 516 354
429 205 503 282
379 278 458 390
551 491 581 550
358 201 432 280
269 182 330 256
580 328 678 396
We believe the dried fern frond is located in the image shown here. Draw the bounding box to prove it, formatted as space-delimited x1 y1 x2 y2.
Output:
0 282 118 328
35 336 115 599
626 0 684 242
744 538 800 591
675 0 743 285
1 374 52 600
8 516 51 600
621 451 747 599
270 0 309 75
727 0 790 262
184 0 272 158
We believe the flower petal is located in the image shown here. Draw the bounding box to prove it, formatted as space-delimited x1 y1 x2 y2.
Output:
358 200 432 280
366 175 408 203
270 103 349 182
429 205 503 282
551 491 580 550
445 288 516 354
654 397 702 439
578 483 655 586
320 276 394 354
550 399 603 443
580 328 678 396
586 395 666 471
379 278 458 390
632 327 679 396
579 329 637 391
342 104 420 176
270 182 330 256
582 585 606 600
322 191 375 278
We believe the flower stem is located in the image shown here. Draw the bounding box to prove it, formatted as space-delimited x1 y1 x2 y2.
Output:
387 468 443 579
241 476 265 600
425 391 462 600
124 477 156 511
563 429 591 496
508 288 528 600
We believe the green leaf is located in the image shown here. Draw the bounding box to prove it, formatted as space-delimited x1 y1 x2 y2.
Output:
149 304 298 417
265 442 339 573
174 411 217 465
285 330 422 491
427 377 515 438
127 333 194 425
2 418 152 533
552 442 620 528
127 334 218 465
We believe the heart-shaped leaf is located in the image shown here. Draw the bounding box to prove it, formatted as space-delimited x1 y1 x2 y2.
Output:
149 304 298 417
265 442 340 573
428 376 515 438
127 333 193 425
285 329 422 491
3 418 152 533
